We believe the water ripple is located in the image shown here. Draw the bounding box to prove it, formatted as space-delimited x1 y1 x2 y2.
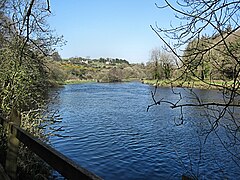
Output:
49 82 240 179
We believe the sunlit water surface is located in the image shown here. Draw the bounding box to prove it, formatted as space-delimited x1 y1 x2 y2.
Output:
49 82 240 179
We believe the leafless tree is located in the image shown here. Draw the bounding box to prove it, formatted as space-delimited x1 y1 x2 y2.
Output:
148 47 174 80
149 0 240 178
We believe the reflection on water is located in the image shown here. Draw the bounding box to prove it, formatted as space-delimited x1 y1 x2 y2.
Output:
49 82 240 179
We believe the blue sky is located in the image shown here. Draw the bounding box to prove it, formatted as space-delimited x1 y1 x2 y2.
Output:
48 0 175 63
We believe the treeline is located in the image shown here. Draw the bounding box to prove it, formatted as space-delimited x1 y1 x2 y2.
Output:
145 29 240 85
50 51 177 83
182 29 240 81
53 53 129 65
51 56 146 83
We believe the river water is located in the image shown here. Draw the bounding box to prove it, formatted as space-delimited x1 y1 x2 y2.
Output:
49 82 240 179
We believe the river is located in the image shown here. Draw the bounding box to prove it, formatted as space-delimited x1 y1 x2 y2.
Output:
49 82 240 179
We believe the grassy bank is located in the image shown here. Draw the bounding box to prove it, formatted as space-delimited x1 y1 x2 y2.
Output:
63 78 234 90
143 79 234 89
64 78 142 84
64 79 96 84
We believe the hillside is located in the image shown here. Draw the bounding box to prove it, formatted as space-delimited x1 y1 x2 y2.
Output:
183 28 240 82
50 57 148 83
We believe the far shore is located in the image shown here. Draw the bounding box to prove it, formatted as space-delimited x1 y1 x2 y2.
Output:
64 79 96 84
63 78 233 90
143 79 234 90
64 78 141 84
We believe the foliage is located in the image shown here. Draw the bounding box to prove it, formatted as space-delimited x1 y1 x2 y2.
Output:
57 56 147 83
57 49 177 83
0 0 64 179
183 32 240 81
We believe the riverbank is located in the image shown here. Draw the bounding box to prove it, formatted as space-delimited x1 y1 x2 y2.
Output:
64 79 96 84
64 78 141 84
63 78 233 90
143 79 233 89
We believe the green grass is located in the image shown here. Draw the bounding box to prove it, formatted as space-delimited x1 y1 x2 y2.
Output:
64 79 96 84
122 78 141 82
143 79 234 89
